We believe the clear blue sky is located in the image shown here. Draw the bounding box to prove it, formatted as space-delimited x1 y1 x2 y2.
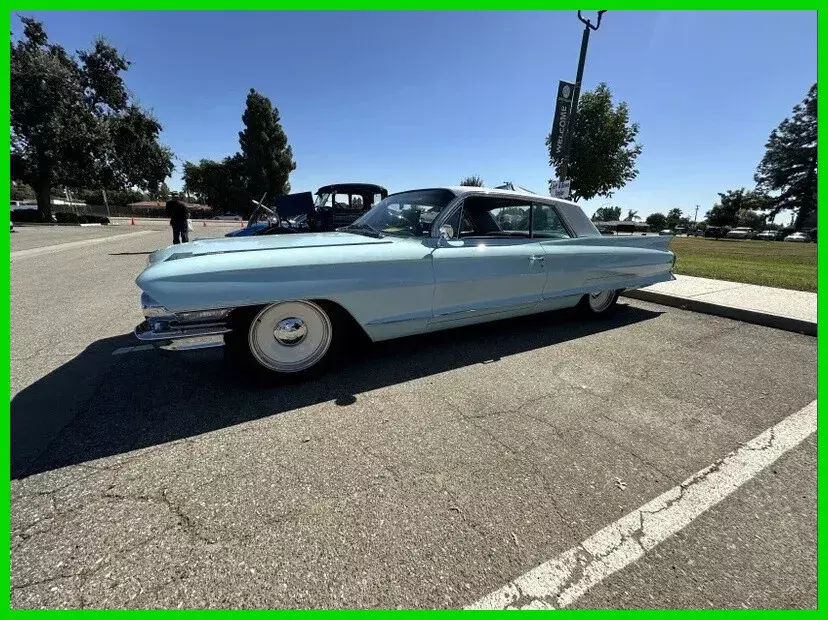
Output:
18 10 816 221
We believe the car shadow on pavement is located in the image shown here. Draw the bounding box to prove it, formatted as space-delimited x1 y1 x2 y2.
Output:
11 303 662 479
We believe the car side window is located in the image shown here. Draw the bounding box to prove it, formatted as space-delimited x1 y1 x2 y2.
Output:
531 203 571 239
456 197 533 238
333 193 353 210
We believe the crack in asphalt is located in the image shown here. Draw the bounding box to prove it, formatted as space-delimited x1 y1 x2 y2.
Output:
483 418 787 609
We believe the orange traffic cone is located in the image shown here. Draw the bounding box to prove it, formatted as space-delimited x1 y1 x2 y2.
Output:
130 217 136 225
240 220 244 227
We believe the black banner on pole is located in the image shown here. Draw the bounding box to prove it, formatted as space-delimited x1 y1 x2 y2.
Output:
550 80 576 159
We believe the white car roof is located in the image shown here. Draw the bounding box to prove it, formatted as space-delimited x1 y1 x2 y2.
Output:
442 185 581 208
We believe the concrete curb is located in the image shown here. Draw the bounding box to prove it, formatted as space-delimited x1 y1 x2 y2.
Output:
623 289 817 337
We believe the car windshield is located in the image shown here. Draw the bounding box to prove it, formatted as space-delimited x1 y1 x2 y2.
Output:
348 189 456 237
314 192 332 208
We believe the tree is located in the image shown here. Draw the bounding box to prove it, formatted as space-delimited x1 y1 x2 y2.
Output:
460 175 484 187
705 188 773 227
182 155 249 214
623 209 639 221
10 17 173 220
755 83 817 230
239 88 296 200
645 212 667 231
149 182 171 201
80 188 144 206
665 208 683 229
546 82 642 202
737 209 764 230
10 182 35 201
591 206 622 222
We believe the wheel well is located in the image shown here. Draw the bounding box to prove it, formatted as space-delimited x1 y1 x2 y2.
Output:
312 299 373 345
225 299 372 345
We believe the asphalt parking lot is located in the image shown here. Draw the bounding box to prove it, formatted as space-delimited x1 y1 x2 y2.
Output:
10 224 817 609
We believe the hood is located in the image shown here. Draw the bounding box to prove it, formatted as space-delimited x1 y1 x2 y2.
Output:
225 222 270 237
147 231 393 265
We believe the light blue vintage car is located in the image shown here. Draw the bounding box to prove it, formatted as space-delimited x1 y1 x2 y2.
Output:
135 186 675 380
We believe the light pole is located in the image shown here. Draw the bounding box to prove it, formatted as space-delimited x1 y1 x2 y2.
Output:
559 10 607 182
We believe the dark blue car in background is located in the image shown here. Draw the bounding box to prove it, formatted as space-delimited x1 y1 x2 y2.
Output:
225 183 388 238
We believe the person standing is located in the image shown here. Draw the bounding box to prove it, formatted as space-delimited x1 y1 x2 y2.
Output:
165 199 189 244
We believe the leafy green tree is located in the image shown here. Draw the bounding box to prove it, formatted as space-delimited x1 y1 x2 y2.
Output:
546 82 642 202
183 155 249 214
80 188 144 206
239 88 296 200
10 17 173 220
755 83 817 230
460 175 484 187
705 188 772 227
665 208 683 229
645 212 667 231
10 182 35 201
590 206 622 222
623 209 639 221
149 182 171 201
737 209 764 230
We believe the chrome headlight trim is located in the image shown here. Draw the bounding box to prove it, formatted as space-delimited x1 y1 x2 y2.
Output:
175 308 233 323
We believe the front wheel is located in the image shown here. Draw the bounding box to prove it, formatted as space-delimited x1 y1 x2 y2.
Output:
578 289 621 318
224 300 341 383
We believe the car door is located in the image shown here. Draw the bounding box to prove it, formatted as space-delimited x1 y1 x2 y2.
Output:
531 200 590 305
429 196 547 329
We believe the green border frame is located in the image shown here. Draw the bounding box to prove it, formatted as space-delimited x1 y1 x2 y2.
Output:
2 6 822 613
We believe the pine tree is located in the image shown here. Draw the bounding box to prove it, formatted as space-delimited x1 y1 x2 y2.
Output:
238 88 296 200
754 83 817 230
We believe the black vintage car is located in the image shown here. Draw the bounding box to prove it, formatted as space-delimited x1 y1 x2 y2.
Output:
225 183 389 238
309 183 388 230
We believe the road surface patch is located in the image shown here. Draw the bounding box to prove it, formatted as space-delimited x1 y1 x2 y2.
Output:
467 400 817 610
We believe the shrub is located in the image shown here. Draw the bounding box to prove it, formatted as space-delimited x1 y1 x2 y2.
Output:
55 212 79 224
10 209 45 223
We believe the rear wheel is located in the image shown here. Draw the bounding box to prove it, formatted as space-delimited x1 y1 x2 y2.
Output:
578 289 621 318
224 300 342 383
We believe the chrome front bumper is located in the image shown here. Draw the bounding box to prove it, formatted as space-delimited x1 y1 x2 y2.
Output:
134 319 232 342
135 292 233 349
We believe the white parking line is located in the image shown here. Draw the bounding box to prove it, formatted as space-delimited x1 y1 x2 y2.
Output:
111 344 156 356
466 400 817 610
10 230 156 259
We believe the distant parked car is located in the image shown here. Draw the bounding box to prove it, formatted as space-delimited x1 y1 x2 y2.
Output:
703 226 724 238
726 227 755 239
755 230 782 241
784 231 809 243
659 229 674 236
214 214 243 221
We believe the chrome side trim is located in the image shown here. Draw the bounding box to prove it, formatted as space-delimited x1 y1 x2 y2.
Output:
364 310 434 326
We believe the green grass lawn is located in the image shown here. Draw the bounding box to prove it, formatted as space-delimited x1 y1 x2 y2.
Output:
668 237 818 292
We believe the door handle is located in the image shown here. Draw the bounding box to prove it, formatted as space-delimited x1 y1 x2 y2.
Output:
529 255 545 263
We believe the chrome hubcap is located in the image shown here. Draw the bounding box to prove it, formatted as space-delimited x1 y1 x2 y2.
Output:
274 317 307 346
588 290 615 312
248 301 332 373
